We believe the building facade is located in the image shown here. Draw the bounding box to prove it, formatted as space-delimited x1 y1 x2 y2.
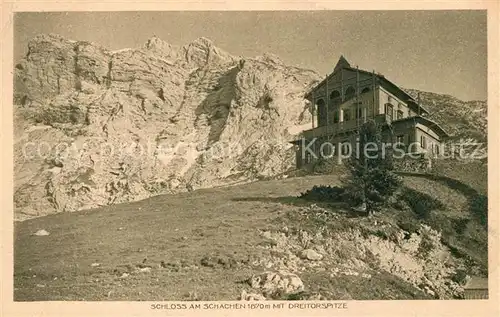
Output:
293 56 449 168
463 276 488 300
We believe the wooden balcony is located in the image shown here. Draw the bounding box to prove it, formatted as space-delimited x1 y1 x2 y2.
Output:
301 115 390 140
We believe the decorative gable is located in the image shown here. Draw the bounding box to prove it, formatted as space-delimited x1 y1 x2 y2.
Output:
333 55 351 73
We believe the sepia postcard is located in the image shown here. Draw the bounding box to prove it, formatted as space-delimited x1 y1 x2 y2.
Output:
1 1 499 316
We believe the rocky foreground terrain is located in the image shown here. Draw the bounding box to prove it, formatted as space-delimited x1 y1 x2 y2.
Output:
14 175 485 301
13 34 486 221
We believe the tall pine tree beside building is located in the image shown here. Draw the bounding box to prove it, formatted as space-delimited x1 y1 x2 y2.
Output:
342 119 402 215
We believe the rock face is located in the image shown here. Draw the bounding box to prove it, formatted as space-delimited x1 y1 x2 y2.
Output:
256 216 466 299
14 33 320 221
404 88 487 143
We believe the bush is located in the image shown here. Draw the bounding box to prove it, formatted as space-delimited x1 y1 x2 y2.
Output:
397 220 420 234
299 185 345 203
417 234 435 259
392 200 408 211
453 218 470 235
400 187 445 219
469 194 487 227
312 158 338 174
373 229 388 240
451 269 469 285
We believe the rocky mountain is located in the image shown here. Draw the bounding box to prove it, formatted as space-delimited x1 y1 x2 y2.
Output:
13 34 487 221
404 88 487 143
14 33 319 221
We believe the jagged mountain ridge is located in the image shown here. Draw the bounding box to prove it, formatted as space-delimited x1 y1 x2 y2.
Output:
13 34 486 221
404 88 487 143
13 33 319 221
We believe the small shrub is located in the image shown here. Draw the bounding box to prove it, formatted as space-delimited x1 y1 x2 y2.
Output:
469 194 487 227
363 249 381 268
417 234 435 259
283 291 309 300
462 220 488 246
313 158 338 174
400 187 445 219
392 200 408 211
451 269 469 285
397 220 420 234
453 218 470 235
299 185 345 203
373 230 388 240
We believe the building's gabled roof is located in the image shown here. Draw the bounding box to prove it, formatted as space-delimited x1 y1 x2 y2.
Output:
305 56 430 115
333 55 351 72
391 115 450 138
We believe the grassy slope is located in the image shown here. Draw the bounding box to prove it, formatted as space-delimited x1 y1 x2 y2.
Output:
14 176 334 301
397 161 488 269
14 163 487 301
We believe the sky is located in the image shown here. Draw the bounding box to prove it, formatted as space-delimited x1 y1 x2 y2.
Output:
14 11 487 101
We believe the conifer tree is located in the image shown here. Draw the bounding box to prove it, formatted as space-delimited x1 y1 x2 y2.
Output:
342 120 402 215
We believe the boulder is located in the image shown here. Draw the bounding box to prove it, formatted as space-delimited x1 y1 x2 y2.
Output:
33 229 50 236
248 270 304 295
299 249 323 261
239 290 266 301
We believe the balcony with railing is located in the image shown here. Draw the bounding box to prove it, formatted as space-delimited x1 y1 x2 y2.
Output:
301 114 390 140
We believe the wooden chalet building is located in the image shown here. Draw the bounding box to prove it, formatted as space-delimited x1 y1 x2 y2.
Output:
293 56 450 168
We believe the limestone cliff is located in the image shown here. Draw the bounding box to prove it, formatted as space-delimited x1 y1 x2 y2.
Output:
14 33 320 220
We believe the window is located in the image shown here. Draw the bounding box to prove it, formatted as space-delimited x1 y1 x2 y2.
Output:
345 86 355 100
343 109 351 122
305 151 312 164
435 144 440 155
384 103 394 120
328 102 336 113
341 141 350 155
316 99 327 127
396 135 405 150
356 107 363 119
321 141 334 157
397 110 404 120
330 90 341 105
333 110 339 123
420 135 427 149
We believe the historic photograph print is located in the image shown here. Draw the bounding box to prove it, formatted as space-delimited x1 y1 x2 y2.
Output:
13 11 488 301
